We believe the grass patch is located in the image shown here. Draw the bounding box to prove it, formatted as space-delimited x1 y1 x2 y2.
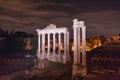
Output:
43 61 71 72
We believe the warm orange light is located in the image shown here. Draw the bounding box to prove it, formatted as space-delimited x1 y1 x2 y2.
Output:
60 45 64 51
25 38 33 50
45 45 48 48
72 46 74 51
70 38 102 52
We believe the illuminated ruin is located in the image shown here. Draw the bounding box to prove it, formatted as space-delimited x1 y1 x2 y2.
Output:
36 24 70 63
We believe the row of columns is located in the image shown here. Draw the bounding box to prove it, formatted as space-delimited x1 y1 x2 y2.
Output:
37 32 69 60
73 19 86 65
72 19 87 78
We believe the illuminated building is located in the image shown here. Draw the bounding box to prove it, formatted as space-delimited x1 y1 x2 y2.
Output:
70 37 102 52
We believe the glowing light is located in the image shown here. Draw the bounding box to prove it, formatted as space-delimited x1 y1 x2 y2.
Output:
25 37 33 50
60 45 64 51
72 46 74 51
70 38 102 52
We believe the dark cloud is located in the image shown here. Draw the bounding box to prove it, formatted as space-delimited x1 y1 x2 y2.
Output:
0 0 120 38
75 10 120 38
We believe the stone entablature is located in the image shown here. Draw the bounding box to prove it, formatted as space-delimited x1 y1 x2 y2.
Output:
36 24 68 34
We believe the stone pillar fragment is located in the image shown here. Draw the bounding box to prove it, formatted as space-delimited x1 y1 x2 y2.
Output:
48 33 50 54
82 26 86 65
38 34 40 52
42 34 45 59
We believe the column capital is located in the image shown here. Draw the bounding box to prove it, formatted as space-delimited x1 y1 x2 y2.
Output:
81 26 86 30
73 19 78 23
53 33 56 35
78 21 84 27
64 32 67 34
38 33 40 35
73 19 79 28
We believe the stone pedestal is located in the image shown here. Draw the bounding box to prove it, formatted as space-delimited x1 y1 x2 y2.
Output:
63 55 67 63
72 64 87 80
79 65 87 77
72 65 79 76
58 54 61 62
37 62 45 69
47 54 50 59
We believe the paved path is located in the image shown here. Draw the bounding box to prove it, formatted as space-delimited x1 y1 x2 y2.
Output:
0 71 23 80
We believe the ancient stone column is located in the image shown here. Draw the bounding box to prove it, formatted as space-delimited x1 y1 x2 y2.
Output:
42 33 45 59
73 19 79 64
77 27 81 64
63 32 67 63
82 26 86 65
53 33 56 54
48 33 50 54
58 33 61 55
67 32 69 53
67 31 70 60
72 19 87 78
58 33 61 62
64 32 67 55
73 28 78 64
38 34 41 55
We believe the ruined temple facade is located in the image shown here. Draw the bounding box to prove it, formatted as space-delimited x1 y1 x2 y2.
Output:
36 24 70 63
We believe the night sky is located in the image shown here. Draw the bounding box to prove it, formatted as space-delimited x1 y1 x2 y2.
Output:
0 0 120 38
